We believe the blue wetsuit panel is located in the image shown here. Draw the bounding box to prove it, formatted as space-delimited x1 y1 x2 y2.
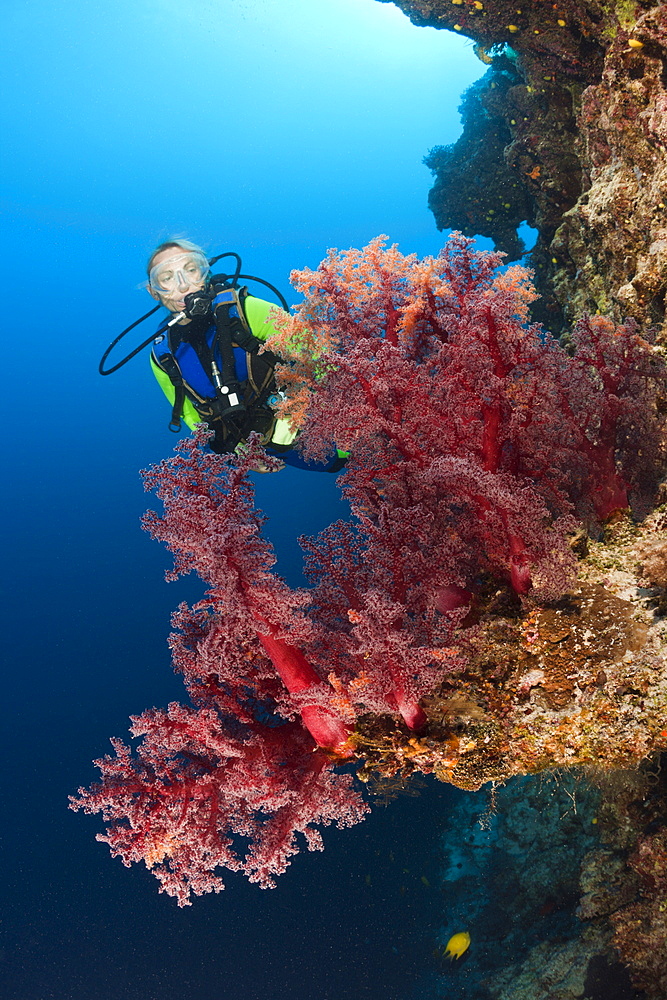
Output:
155 322 248 397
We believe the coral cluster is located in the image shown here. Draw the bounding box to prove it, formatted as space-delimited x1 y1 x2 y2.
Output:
611 822 667 996
70 435 368 904
73 238 667 916
382 0 667 338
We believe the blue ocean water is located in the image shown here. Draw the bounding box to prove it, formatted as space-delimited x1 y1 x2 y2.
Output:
0 2 542 997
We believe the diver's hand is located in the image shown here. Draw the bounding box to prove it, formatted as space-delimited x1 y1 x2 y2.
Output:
250 458 285 473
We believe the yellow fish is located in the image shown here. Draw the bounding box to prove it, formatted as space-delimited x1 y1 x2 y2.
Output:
444 931 471 960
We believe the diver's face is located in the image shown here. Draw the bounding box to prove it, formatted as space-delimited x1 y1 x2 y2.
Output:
148 247 208 317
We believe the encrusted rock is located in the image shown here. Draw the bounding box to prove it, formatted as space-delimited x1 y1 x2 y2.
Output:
382 0 667 337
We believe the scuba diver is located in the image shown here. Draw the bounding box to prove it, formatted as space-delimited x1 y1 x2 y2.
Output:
101 239 347 473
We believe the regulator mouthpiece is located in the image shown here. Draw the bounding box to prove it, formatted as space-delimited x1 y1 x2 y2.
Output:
183 288 214 318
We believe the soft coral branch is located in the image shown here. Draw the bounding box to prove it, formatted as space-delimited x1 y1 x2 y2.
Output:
141 430 352 753
70 702 367 905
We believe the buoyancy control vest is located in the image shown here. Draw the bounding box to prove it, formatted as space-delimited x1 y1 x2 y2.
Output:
150 283 295 455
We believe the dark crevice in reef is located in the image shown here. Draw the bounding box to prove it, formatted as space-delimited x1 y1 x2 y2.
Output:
380 0 667 340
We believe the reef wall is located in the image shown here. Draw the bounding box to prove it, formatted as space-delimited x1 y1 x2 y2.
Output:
374 4 667 994
379 0 667 337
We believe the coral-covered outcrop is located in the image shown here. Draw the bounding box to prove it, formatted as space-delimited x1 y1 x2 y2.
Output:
572 760 667 1000
428 774 607 1000
612 822 667 997
424 62 536 261
380 0 667 338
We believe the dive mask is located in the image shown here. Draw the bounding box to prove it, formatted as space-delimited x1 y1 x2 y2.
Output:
149 251 210 294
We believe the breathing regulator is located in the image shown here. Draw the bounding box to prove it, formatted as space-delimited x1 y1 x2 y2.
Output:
98 251 289 377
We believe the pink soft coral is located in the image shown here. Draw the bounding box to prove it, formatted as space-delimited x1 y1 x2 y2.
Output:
271 235 666 530
72 235 667 904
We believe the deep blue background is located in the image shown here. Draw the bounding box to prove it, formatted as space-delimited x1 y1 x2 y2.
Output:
1 2 489 997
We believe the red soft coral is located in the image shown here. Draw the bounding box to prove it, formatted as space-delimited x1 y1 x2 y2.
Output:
73 235 667 904
71 702 367 906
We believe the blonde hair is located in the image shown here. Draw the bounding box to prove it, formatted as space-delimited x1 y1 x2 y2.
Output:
146 238 207 277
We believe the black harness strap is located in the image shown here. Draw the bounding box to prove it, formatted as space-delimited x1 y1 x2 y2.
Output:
157 352 187 432
213 285 260 355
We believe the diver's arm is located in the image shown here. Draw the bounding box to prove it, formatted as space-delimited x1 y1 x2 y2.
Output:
242 295 286 343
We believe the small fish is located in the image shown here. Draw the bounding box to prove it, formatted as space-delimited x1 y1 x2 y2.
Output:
443 931 471 961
